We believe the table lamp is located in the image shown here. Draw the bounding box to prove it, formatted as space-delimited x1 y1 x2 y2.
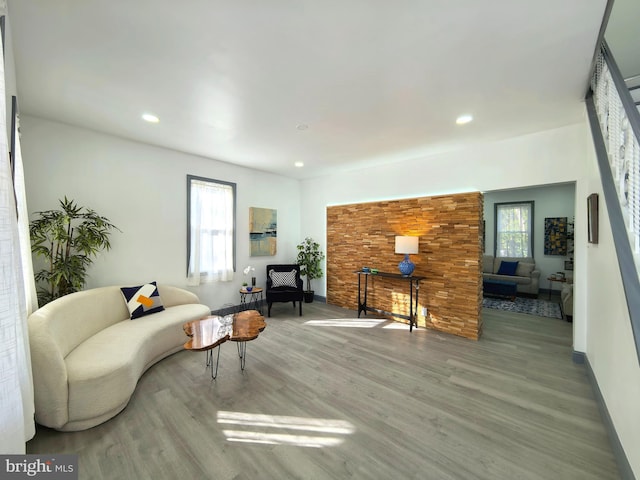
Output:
395 236 419 276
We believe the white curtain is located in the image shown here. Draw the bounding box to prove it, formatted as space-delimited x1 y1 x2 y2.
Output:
14 114 38 315
496 202 532 257
187 179 234 285
0 31 35 452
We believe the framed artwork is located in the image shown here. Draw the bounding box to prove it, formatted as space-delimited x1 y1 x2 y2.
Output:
249 207 277 256
544 217 567 255
587 193 599 244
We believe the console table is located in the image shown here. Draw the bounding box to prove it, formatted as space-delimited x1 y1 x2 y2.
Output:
354 270 425 331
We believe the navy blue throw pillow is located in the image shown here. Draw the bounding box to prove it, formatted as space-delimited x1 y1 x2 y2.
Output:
497 261 519 276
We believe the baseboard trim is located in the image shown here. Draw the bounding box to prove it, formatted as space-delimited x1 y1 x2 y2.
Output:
584 355 635 480
539 288 561 297
211 300 267 317
210 305 235 316
572 350 585 364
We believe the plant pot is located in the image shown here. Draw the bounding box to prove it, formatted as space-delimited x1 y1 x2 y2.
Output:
303 291 315 303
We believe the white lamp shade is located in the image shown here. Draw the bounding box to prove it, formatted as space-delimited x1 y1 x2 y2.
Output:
395 236 419 254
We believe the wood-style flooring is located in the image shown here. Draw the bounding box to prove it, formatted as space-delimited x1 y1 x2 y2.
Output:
27 301 620 479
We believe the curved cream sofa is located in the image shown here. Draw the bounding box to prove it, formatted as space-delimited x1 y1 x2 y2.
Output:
28 285 211 431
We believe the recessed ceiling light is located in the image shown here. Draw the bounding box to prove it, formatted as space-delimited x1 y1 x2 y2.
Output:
456 114 473 125
294 161 304 167
142 113 159 123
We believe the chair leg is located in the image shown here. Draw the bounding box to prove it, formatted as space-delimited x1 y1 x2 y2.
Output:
299 300 302 316
268 302 272 317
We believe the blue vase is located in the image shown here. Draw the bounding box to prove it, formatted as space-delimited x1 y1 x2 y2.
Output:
398 255 415 276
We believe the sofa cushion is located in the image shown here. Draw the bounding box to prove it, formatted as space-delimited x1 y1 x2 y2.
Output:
483 273 531 286
497 261 519 276
515 262 535 277
120 281 165 319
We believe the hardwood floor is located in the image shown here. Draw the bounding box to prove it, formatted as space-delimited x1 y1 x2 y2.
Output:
27 302 620 479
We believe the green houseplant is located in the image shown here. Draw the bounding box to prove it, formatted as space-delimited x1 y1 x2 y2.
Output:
296 237 325 303
29 197 120 306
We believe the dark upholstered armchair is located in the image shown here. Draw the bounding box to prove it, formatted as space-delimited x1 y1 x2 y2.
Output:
266 264 303 317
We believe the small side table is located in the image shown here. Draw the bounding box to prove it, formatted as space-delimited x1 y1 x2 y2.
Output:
547 277 567 299
240 287 263 314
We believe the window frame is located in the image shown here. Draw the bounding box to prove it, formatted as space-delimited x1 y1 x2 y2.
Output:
493 201 535 258
186 174 237 276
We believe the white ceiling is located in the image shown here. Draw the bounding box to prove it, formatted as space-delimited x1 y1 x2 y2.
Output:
7 0 608 180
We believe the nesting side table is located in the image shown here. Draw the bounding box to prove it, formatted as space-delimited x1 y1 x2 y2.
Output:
239 287 263 314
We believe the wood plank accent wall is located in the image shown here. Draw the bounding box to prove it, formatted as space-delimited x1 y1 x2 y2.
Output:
326 192 483 340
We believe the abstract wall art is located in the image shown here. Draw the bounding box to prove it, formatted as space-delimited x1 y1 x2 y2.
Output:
544 217 568 255
249 207 277 256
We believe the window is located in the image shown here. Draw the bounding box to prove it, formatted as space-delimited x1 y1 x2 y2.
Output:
494 201 534 257
187 175 236 284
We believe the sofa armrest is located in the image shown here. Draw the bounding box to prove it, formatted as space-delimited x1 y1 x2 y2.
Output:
28 311 69 429
531 269 541 279
561 284 573 315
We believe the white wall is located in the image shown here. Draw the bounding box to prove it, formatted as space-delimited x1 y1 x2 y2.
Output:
483 183 576 290
21 116 301 309
3 13 18 137
583 130 640 476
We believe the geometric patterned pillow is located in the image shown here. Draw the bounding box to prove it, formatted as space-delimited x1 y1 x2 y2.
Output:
269 269 297 288
120 281 165 319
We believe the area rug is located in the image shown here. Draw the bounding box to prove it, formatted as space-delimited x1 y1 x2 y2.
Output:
482 296 563 319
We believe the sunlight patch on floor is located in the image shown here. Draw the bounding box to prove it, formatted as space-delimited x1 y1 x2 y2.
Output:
382 322 412 329
217 411 355 448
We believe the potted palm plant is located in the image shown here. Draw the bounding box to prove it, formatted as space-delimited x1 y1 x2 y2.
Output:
29 197 120 306
296 237 325 303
